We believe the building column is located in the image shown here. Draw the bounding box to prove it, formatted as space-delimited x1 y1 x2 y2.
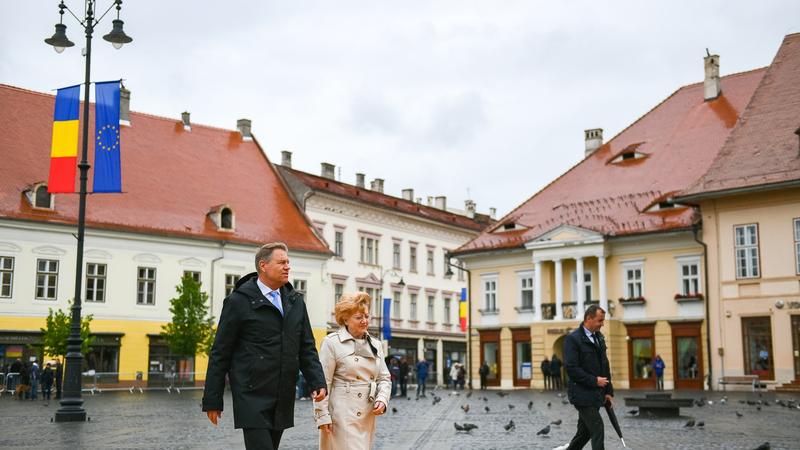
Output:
598 255 608 313
534 260 543 321
576 256 585 314
554 259 563 320
436 338 444 386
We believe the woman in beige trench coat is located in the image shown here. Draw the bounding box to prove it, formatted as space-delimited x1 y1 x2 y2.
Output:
313 292 391 450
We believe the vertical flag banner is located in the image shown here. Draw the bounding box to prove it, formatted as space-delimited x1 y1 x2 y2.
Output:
382 297 392 340
93 80 122 192
47 85 81 193
459 288 467 332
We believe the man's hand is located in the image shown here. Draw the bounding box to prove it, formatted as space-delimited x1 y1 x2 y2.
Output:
372 401 386 415
206 410 222 426
604 394 614 406
311 388 327 402
596 376 609 387
319 424 332 434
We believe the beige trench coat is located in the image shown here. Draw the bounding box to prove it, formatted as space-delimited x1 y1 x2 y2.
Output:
313 328 391 450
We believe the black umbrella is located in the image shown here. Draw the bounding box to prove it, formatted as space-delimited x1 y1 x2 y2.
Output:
604 402 627 448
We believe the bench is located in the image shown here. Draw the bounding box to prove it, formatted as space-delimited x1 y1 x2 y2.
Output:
624 393 694 417
718 375 762 392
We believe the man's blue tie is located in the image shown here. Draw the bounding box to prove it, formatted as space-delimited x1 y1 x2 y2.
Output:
268 291 283 316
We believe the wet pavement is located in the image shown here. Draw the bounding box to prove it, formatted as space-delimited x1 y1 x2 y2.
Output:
0 387 798 449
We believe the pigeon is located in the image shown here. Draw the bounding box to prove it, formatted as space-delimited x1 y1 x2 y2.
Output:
684 419 695 428
694 399 705 407
508 404 515 410
484 406 490 413
462 423 479 432
756 406 762 411
746 400 756 406
528 400 534 410
537 424 551 436
433 396 442 405
753 443 770 450
720 398 728 405
707 400 714 406
551 419 562 426
392 407 398 414
466 392 472 398
454 422 466 432
561 399 570 405
503 419 515 432
497 391 509 397
697 421 704 428
627 409 638 416
483 397 489 402
547 402 552 408
735 411 744 418
461 404 470 413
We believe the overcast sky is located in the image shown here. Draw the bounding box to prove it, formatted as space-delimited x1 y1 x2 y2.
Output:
2 1 799 217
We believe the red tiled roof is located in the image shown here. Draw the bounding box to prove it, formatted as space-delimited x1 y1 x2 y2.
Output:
454 67 766 255
276 166 490 232
0 84 330 254
680 34 800 198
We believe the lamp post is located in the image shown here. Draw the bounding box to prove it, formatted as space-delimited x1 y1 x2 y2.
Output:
44 0 132 422
444 255 472 389
375 266 404 342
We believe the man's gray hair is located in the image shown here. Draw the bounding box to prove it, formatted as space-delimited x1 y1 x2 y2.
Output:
583 304 605 322
255 242 288 270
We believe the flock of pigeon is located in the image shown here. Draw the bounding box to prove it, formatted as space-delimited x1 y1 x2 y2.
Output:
449 390 561 438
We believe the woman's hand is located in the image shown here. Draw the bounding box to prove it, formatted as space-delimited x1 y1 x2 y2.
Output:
319 424 332 434
372 401 386 415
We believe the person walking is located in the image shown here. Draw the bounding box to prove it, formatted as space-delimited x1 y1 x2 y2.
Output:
398 357 409 398
28 361 40 401
389 359 400 397
457 364 466 390
652 355 666 391
563 305 613 450
541 357 551 390
314 292 391 450
550 354 563 390
415 358 429 398
479 361 489 390
202 243 327 450
54 359 63 400
449 363 460 390
41 363 54 405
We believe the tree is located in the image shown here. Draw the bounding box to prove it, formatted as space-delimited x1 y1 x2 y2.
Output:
39 301 95 360
161 273 216 359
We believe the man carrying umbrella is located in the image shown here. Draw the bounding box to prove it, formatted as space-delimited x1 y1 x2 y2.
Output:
562 305 613 450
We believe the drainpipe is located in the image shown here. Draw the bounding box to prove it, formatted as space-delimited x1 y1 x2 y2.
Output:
691 219 713 391
209 241 226 317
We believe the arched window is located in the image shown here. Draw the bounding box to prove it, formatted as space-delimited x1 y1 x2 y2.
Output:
220 207 233 230
35 185 52 209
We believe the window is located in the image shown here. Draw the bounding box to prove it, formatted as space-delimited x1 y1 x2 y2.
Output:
36 259 58 300
734 224 759 278
0 256 13 298
137 267 156 305
519 272 533 309
220 207 233 230
794 219 800 274
392 291 402 318
483 277 497 311
409 245 418 272
183 270 201 284
334 283 344 304
360 236 379 265
427 295 435 322
410 293 418 320
35 185 52 208
624 264 643 298
444 297 451 324
86 263 107 302
393 242 401 269
293 279 307 295
334 231 344 258
573 271 592 301
225 274 240 296
678 259 701 295
742 316 774 380
426 248 435 275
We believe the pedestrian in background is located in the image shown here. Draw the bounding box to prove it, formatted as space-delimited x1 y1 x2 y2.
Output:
29 361 39 401
479 361 489 390
449 363 460 390
54 360 63 400
389 358 400 397
41 363 54 405
652 355 666 391
415 358 429 398
399 357 409 398
457 364 466 390
17 362 30 400
550 354 563 390
541 356 551 390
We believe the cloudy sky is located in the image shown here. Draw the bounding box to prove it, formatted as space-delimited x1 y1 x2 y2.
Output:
2 1 799 217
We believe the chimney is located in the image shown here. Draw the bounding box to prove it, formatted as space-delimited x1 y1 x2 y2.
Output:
489 207 497 220
281 150 292 168
321 162 335 180
584 128 603 157
237 118 252 140
427 196 434 206
465 199 476 219
434 196 447 210
370 178 384 193
704 53 721 101
401 188 414 201
181 111 191 131
355 173 365 188
120 85 131 125
415 197 422 204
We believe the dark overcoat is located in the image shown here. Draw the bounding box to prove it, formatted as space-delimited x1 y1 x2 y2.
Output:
563 326 614 408
202 273 326 430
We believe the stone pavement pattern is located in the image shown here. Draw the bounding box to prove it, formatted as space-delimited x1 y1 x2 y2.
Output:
0 388 798 449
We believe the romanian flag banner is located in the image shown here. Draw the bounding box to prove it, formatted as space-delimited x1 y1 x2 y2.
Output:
47 85 80 193
459 288 467 331
93 80 121 193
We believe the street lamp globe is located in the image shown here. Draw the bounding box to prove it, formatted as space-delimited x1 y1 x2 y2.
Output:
103 19 133 49
44 23 74 53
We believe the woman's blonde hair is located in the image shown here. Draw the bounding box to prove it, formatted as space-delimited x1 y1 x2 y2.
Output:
335 292 371 326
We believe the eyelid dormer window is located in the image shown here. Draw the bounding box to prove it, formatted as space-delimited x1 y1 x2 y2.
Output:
208 204 235 232
607 142 648 164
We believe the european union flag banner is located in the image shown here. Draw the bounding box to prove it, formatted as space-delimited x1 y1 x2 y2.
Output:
93 80 122 193
382 298 392 340
47 85 80 193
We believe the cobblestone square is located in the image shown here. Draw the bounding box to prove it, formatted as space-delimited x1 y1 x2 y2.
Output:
1 388 798 449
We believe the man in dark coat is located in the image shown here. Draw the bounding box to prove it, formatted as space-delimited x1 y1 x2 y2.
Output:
202 243 327 450
563 305 613 450
541 357 551 390
550 353 563 390
398 357 410 397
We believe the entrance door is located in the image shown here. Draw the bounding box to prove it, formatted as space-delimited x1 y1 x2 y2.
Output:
512 328 532 387
626 323 656 389
479 330 501 387
671 322 704 390
793 315 800 381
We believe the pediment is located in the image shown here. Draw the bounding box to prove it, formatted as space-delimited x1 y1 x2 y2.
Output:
133 253 162 263
355 272 382 287
0 242 23 253
32 245 67 256
525 224 604 249
85 249 113 260
179 257 206 268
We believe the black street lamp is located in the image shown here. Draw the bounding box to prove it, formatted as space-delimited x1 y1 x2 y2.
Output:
444 255 472 389
44 0 132 423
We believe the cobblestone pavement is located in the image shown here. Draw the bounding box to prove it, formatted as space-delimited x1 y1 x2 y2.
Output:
1 387 798 449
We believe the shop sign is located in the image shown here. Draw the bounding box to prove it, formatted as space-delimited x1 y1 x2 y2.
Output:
547 328 572 335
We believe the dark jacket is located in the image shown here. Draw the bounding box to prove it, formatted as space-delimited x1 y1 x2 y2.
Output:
550 355 562 376
564 326 613 407
540 359 551 375
416 361 429 379
399 361 409 379
41 367 54 387
202 273 325 430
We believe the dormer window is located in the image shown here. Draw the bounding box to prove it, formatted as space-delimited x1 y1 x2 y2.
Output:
208 204 235 232
607 142 648 164
220 207 233 230
644 199 687 213
23 182 54 210
503 222 515 230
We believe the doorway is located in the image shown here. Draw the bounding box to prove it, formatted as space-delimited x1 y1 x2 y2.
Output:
511 328 531 387
670 322 703 390
626 323 656 389
792 315 800 381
